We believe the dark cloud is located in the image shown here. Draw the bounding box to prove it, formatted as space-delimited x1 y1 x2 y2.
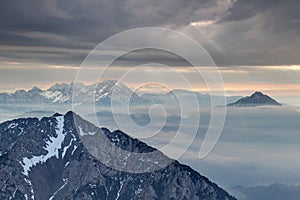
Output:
219 0 279 22
211 0 300 66
0 0 222 66
0 0 299 66
111 49 193 67
0 0 216 45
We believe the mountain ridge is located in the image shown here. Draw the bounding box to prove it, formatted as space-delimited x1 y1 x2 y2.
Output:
0 81 241 107
0 111 236 199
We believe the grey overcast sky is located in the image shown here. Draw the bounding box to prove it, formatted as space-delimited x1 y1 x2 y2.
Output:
0 0 299 101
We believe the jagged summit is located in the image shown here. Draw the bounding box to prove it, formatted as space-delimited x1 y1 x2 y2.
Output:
52 112 63 117
227 91 282 107
0 80 140 105
0 111 236 200
28 86 43 93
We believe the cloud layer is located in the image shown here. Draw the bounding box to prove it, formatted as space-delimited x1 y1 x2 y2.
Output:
0 0 299 66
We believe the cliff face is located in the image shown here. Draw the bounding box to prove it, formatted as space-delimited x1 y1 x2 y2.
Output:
0 111 236 200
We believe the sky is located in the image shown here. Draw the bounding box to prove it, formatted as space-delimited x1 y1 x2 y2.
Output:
1 0 300 191
0 0 300 104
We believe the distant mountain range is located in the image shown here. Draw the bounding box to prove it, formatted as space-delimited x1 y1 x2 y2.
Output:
0 80 138 105
0 112 236 199
227 91 282 107
232 183 300 200
0 80 241 107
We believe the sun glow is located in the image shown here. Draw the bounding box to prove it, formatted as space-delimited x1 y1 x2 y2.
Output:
190 20 215 27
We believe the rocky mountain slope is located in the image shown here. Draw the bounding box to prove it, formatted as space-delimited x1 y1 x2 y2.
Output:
0 111 236 200
227 91 281 107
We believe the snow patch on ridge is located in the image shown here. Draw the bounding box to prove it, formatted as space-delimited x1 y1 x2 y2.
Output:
8 122 18 129
49 178 68 200
41 91 69 103
78 126 95 136
21 116 66 176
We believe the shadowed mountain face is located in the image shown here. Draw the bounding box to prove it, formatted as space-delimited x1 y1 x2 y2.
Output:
0 111 236 200
227 92 282 107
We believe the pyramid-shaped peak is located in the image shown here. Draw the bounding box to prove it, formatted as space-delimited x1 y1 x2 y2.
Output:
228 91 282 107
28 86 43 93
253 91 264 95
250 91 269 98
